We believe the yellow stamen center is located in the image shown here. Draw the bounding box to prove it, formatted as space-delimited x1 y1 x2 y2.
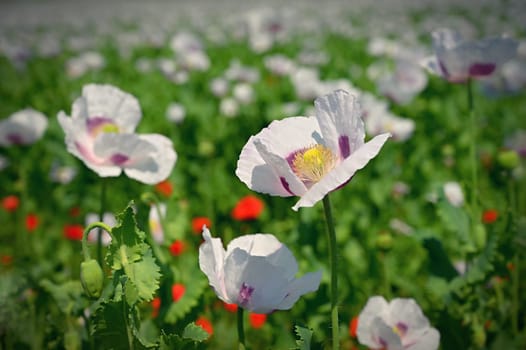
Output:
292 144 338 186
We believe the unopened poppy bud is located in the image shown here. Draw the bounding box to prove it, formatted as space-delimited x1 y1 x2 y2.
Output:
80 259 104 299
497 150 519 169
474 224 487 250
375 233 393 251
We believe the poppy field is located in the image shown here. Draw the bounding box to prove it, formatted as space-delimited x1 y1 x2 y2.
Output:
0 1 525 349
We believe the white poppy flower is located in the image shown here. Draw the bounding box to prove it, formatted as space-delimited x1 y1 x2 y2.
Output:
199 227 321 314
443 181 464 207
236 89 390 211
422 28 518 83
357 296 440 350
148 203 166 244
0 108 48 146
58 84 176 184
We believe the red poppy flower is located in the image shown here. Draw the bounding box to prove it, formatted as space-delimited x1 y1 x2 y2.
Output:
63 224 84 240
1 255 13 266
192 217 211 234
25 213 39 231
155 180 173 197
169 240 186 256
2 195 19 212
223 302 238 313
249 313 267 329
172 283 186 302
151 297 161 318
231 195 264 221
349 316 359 338
195 316 213 337
482 209 498 224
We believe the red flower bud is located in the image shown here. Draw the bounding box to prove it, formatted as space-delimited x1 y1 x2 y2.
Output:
63 224 84 240
169 240 186 256
195 316 213 337
172 283 186 302
192 217 211 234
155 180 173 197
482 209 498 224
2 195 19 212
249 313 267 329
25 213 39 231
231 195 264 221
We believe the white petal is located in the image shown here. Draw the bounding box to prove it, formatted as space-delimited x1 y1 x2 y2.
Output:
314 90 365 158
80 84 142 132
293 133 390 210
199 227 228 301
235 117 316 197
371 317 404 350
406 327 440 350
226 234 298 279
388 298 430 333
274 270 322 310
124 134 177 185
357 296 390 347
0 109 48 145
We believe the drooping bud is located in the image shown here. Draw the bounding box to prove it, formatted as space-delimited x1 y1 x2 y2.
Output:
80 259 104 299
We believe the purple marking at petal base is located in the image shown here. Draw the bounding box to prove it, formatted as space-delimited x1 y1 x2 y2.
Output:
280 177 294 195
238 283 255 306
438 59 450 78
378 337 388 348
7 134 23 145
110 153 129 166
86 116 112 134
338 135 350 158
396 321 408 336
469 62 496 77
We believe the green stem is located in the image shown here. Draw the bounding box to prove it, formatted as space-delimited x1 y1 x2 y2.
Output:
512 254 519 336
123 298 134 350
97 179 108 266
467 79 479 250
322 195 339 350
81 312 95 350
82 222 112 261
237 307 246 350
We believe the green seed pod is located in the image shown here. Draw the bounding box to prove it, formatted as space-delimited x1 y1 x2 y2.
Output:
80 259 104 299
497 150 520 170
474 224 487 250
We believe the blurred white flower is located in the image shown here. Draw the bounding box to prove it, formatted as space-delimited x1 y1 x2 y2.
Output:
232 83 254 104
199 227 321 313
149 203 166 244
357 296 440 350
165 102 186 124
58 84 177 184
66 51 105 78
220 97 239 118
49 162 77 184
376 60 428 105
0 108 48 147
443 181 464 207
210 78 229 97
264 54 296 76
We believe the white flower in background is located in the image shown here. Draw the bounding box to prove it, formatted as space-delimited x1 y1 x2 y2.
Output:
443 181 464 207
210 77 229 97
178 50 210 71
199 227 321 313
264 54 296 76
57 84 177 184
357 296 440 350
220 97 239 118
236 90 390 210
233 83 254 104
165 102 186 124
170 31 204 53
360 93 415 142
66 51 105 78
86 212 116 246
49 162 77 184
290 67 323 100
0 108 48 146
480 59 526 96
135 58 154 73
376 60 428 105
149 203 166 244
225 60 260 83
422 28 518 83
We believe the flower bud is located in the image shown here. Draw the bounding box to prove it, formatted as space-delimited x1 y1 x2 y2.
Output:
80 259 104 299
474 224 487 250
497 150 520 169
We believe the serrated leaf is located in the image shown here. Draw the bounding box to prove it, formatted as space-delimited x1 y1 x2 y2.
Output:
106 203 160 303
182 323 209 342
164 274 207 324
159 331 195 350
294 324 313 350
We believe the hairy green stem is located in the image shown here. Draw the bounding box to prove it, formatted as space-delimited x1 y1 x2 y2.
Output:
237 307 246 350
82 222 112 261
323 195 339 350
467 79 479 250
97 179 108 266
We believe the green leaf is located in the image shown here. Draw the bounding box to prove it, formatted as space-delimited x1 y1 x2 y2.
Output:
436 200 474 251
294 324 313 350
422 238 459 281
182 323 209 342
106 203 161 303
40 279 86 315
159 328 206 350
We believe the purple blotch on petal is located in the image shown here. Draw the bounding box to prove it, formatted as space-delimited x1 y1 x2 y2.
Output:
110 153 129 166
280 177 294 195
86 116 112 134
469 62 496 77
396 321 408 336
338 135 350 158
237 283 255 307
7 134 23 145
